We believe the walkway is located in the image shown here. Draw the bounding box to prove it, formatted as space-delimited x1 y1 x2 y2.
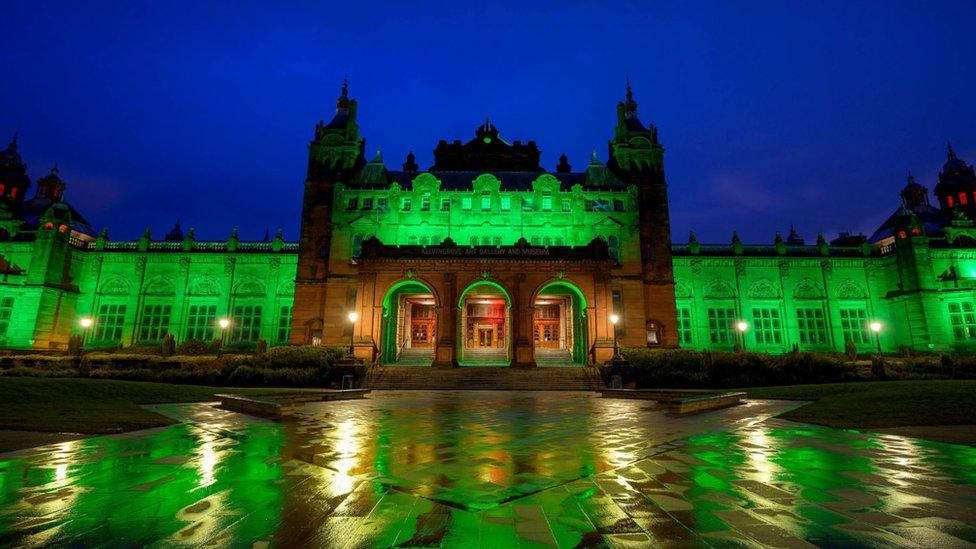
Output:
0 392 973 547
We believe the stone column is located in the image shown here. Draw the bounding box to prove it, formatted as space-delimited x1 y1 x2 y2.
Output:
434 272 457 368
513 273 536 368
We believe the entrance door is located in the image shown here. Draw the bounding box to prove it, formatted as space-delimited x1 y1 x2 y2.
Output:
477 326 494 347
534 304 561 349
409 303 435 347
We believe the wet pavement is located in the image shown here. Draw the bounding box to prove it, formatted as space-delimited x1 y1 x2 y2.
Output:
0 391 974 547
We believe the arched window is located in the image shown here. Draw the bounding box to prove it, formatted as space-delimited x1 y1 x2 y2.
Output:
555 236 563 246
351 234 363 258
492 236 501 247
0 184 5 195
9 187 16 198
470 236 479 246
531 236 540 245
543 236 552 247
419 236 429 246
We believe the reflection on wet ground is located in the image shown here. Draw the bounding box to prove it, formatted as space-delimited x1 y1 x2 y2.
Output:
0 391 974 547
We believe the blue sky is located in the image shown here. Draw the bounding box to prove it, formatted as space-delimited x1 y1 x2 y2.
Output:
2 1 974 242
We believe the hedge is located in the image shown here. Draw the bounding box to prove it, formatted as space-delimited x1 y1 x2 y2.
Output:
0 346 353 388
604 348 971 388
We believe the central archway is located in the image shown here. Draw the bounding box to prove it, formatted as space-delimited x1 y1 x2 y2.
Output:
457 280 512 366
380 279 438 365
532 280 589 366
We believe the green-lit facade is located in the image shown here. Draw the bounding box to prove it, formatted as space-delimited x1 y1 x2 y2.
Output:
1 83 975 360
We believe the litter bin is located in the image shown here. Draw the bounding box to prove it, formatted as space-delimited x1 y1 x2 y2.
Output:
341 375 354 390
610 375 623 389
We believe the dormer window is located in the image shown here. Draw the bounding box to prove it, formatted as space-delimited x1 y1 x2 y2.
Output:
346 197 358 210
948 195 955 208
959 192 969 205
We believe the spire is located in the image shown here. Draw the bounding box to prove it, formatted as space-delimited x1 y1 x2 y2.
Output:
624 77 638 118
6 133 17 153
164 219 183 241
948 141 957 160
336 75 350 111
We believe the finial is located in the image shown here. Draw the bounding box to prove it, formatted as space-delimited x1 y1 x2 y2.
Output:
624 77 637 114
948 141 957 160
590 150 600 164
262 228 270 242
274 228 283 240
50 165 59 176
341 74 348 98
7 132 17 151
688 231 697 243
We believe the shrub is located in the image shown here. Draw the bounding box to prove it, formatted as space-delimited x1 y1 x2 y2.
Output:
67 334 83 356
256 339 268 354
161 334 176 357
260 345 345 371
178 339 211 356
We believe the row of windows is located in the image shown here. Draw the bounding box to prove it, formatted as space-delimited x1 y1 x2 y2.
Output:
90 303 293 344
678 306 873 347
346 194 627 213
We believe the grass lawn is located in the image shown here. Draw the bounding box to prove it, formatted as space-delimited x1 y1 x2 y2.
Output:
0 377 296 435
746 379 976 430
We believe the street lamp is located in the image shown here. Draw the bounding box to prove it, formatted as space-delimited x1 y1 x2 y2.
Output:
736 320 749 351
347 311 359 357
609 314 621 359
217 318 230 357
869 321 882 356
79 317 93 348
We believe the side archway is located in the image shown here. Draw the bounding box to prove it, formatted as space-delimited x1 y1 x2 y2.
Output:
379 278 440 364
530 279 589 365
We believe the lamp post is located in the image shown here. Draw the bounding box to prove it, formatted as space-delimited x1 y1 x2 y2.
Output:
79 317 93 349
869 321 882 356
609 314 621 360
736 320 749 351
347 311 359 357
217 318 230 357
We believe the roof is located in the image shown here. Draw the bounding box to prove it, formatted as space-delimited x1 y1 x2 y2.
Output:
868 203 948 243
17 197 96 236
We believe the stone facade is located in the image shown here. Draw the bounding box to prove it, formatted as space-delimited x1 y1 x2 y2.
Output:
1 85 975 360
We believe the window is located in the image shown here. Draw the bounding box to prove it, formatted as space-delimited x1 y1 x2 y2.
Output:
361 197 373 210
492 236 501 246
960 192 969 206
613 199 625 212
677 306 692 345
543 236 552 247
500 196 511 211
277 305 293 344
481 192 491 211
94 304 126 342
377 198 388 211
608 235 619 262
346 197 358 210
231 305 262 342
554 237 564 246
441 199 451 211
401 198 411 211
0 297 13 337
462 197 472 210
420 194 431 211
138 304 172 342
796 308 827 345
707 307 735 345
531 236 540 245
351 234 364 258
751 308 782 345
948 195 955 207
541 193 552 211
186 304 217 341
561 198 571 212
948 301 976 341
839 308 869 344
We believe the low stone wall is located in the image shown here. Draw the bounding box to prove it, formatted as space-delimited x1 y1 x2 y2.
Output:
600 388 745 414
216 389 370 418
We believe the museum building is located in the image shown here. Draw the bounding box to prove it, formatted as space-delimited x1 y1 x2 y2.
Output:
1 83 975 364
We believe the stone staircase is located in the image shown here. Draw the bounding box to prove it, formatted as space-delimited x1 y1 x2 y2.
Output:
391 347 434 367
534 349 575 367
366 366 604 391
458 348 509 366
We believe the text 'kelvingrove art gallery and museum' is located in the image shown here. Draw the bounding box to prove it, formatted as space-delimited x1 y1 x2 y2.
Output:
1 83 975 365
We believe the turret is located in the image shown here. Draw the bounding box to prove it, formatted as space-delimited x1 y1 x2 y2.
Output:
26 204 73 286
307 77 366 179
934 143 976 213
0 136 31 213
34 167 65 201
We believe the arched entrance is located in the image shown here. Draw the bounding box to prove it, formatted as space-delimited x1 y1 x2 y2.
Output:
457 280 511 366
532 280 589 366
380 279 438 365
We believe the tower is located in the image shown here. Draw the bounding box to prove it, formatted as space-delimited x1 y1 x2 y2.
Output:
606 82 678 347
0 136 31 217
292 79 367 345
933 143 976 214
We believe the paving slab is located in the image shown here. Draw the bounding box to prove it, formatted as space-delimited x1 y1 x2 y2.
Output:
0 392 973 547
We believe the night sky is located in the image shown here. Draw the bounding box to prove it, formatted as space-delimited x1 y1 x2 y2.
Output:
2 1 974 243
